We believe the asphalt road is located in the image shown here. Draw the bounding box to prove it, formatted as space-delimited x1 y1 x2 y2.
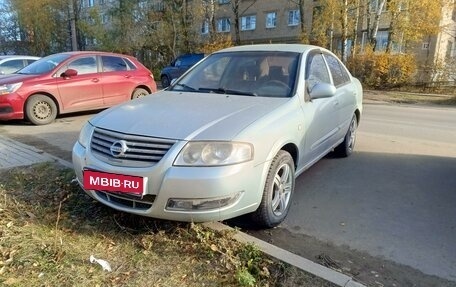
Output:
1 103 455 285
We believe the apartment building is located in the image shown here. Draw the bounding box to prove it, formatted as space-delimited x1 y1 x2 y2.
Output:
80 0 456 82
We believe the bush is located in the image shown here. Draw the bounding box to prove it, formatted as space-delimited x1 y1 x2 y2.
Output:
347 50 416 89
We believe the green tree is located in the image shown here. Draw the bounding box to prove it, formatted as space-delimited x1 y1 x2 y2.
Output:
8 0 69 55
385 0 443 53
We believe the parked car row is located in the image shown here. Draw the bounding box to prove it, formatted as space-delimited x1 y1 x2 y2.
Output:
1 45 363 228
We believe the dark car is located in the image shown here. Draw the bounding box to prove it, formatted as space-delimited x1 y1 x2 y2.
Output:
160 53 204 88
0 51 157 125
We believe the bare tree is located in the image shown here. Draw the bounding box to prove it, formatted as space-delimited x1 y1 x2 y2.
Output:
230 0 257 45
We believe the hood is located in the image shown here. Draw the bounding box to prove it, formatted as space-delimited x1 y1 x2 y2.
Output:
90 91 287 141
0 73 38 84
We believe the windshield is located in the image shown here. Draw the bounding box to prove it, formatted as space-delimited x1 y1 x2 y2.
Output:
169 51 300 98
17 54 71 75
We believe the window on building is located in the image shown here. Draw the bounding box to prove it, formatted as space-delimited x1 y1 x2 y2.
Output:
446 41 454 59
241 15 256 31
219 0 230 4
266 12 277 28
375 30 389 51
217 18 231 32
153 2 164 12
101 14 109 24
138 1 147 10
422 42 430 50
369 0 387 13
88 0 94 7
201 20 209 34
288 10 300 26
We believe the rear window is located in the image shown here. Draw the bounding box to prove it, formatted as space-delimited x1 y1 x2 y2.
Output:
102 56 134 72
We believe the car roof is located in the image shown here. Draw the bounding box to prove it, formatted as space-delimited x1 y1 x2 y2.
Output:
58 51 134 58
215 44 326 54
0 55 40 60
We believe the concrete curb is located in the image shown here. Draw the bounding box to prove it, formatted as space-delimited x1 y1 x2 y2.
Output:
204 222 365 287
1 136 365 287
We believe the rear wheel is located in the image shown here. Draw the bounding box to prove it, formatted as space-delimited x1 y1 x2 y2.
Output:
25 94 57 125
161 75 170 88
334 114 357 157
251 150 295 228
131 88 149 99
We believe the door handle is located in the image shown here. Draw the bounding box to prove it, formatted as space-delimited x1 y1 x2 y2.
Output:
92 78 99 83
124 75 132 78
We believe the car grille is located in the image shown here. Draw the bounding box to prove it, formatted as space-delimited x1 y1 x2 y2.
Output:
95 191 155 210
90 127 177 167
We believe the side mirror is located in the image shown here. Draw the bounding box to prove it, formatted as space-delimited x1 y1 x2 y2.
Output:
309 82 336 99
61 68 78 78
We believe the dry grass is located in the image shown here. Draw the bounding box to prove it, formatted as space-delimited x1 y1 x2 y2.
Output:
364 90 456 106
0 163 334 287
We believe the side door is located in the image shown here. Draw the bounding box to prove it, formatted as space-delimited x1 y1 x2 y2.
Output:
100 55 137 105
300 51 340 164
56 55 104 112
323 53 356 139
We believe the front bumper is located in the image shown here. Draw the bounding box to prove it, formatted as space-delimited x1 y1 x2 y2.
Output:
72 141 267 222
0 93 24 120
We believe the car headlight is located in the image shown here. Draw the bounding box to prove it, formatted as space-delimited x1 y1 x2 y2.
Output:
174 141 253 166
78 122 94 148
0 82 23 95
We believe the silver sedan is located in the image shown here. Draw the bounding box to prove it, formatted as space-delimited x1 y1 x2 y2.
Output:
72 44 363 228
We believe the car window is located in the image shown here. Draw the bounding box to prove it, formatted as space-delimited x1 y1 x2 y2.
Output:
26 59 38 65
68 56 98 75
0 59 25 74
102 56 129 72
305 53 331 93
18 54 70 75
324 54 350 87
170 51 299 98
180 56 197 66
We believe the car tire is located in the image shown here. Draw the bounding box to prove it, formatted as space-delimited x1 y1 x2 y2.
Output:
161 75 170 88
131 88 149 99
334 114 357 157
251 150 295 228
25 94 58 125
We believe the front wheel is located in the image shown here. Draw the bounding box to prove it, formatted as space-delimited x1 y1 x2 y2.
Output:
131 88 149 99
161 75 170 88
25 94 58 125
334 114 357 157
251 150 295 228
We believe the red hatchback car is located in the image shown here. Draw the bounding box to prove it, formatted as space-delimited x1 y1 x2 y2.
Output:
0 51 157 125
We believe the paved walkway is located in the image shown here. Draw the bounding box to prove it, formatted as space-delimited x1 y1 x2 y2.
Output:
0 135 54 169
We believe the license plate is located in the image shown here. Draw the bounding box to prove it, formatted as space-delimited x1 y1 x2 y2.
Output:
83 170 147 196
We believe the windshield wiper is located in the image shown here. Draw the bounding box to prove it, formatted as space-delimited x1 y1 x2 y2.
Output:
173 83 197 92
199 87 257 97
